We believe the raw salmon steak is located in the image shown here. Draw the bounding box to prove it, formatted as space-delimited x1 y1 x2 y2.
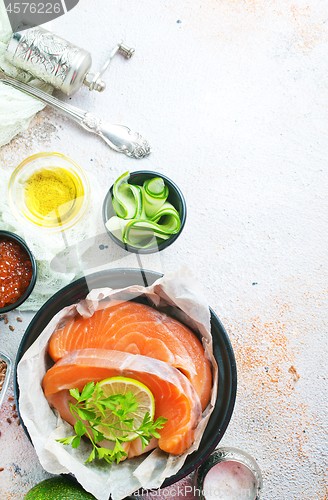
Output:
48 301 212 410
43 349 202 456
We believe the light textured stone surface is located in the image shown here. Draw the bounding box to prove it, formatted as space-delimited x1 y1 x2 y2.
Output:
1 0 328 498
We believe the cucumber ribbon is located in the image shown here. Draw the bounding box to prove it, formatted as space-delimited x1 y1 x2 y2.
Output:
106 172 181 248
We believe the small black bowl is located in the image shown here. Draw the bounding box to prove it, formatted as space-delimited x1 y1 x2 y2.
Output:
0 230 37 313
102 171 187 254
14 269 237 489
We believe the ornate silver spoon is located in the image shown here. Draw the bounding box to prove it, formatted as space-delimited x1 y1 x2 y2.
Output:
0 71 151 159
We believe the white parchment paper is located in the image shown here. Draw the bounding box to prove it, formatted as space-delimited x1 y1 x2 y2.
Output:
17 268 218 500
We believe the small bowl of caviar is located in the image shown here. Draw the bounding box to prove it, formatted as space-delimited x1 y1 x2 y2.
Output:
8 152 90 233
0 231 37 313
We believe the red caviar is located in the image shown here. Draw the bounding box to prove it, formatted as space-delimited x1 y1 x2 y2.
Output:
0 238 33 308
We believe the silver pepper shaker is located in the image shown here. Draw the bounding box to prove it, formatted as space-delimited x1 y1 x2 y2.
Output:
5 26 135 96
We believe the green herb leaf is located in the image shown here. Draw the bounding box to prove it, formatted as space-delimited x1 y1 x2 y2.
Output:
91 427 104 444
56 436 76 446
71 435 81 449
56 382 168 464
74 419 86 437
86 447 96 463
80 382 96 401
69 388 80 401
97 447 114 460
76 407 96 421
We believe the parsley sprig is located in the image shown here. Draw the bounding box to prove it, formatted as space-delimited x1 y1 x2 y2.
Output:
56 381 167 464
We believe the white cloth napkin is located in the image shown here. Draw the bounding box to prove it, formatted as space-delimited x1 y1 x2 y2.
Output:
0 0 52 147
0 167 103 311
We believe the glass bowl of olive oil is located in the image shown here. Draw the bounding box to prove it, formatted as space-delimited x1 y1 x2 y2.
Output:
8 153 90 233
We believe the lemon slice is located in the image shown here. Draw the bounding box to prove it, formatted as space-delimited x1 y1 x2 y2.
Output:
90 377 155 442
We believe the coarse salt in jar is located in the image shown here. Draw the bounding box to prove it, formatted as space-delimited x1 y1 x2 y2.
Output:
193 447 263 500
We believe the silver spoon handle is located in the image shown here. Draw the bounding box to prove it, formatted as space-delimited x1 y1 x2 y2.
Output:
0 74 151 158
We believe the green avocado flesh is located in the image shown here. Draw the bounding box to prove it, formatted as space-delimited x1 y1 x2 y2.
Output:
24 476 96 499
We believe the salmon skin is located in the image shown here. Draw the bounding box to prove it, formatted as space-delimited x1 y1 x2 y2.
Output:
43 349 202 456
48 301 212 411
